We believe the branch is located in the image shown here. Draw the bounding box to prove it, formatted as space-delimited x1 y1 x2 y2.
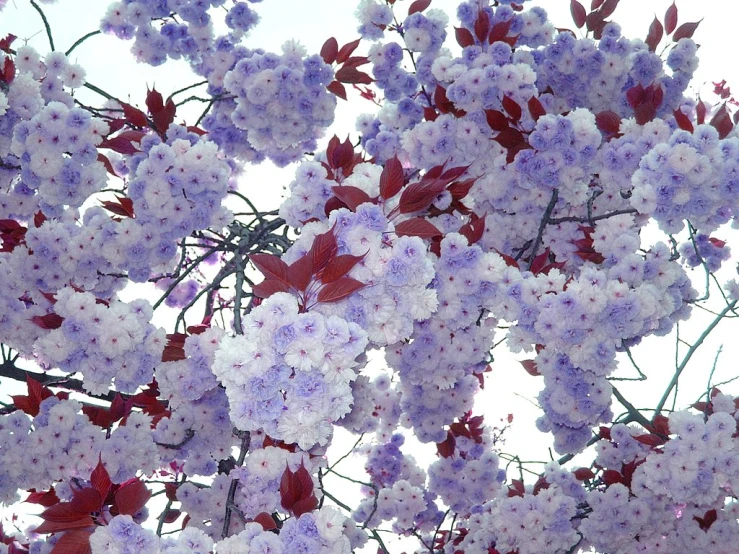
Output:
528 189 558 270
65 30 101 56
221 430 250 539
30 0 55 51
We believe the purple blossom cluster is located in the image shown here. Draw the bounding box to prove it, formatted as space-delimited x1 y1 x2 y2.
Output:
679 233 731 271
338 374 401 439
34 287 165 394
89 515 159 554
355 0 393 41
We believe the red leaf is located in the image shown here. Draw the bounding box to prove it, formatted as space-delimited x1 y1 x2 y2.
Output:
250 253 290 286
602 469 625 485
161 509 181 524
0 34 16 53
527 96 546 121
408 0 431 15
335 65 372 85
90 460 112 501
507 479 525 497
455 27 476 48
31 313 64 330
664 2 678 35
96 153 118 177
252 279 290 299
529 248 551 275
633 433 666 447
485 109 509 132
254 512 277 531
25 489 60 507
280 462 317 517
320 37 339 65
379 156 405 200
288 256 313 292
598 0 620 18
494 127 525 149
439 165 470 183
673 20 701 41
316 277 365 304
398 181 446 214
447 178 476 200
2 57 14 84
34 516 94 536
489 19 513 44
186 125 207 136
696 99 707 124
336 39 361 65
121 103 148 128
99 136 139 155
39 503 90 524
49 529 92 554
673 108 693 133
70 488 102 514
436 433 456 458
570 0 586 28
331 185 373 211
309 228 338 276
145 87 163 115
330 137 355 170
591 0 605 9
394 218 442 239
574 467 595 481
100 197 134 218
326 80 347 100
474 10 490 43
459 214 485 245
113 479 151 516
321 253 366 283
645 16 663 52
502 95 522 122
651 414 670 436
710 104 733 139
520 359 540 376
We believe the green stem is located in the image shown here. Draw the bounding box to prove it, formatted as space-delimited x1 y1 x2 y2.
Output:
30 0 55 51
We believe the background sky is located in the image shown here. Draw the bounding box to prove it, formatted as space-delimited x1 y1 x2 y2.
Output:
3 1 739 551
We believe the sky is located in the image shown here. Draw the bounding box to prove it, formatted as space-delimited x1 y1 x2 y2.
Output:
3 0 739 551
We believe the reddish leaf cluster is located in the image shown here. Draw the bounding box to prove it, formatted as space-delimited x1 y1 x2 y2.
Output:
436 412 485 458
100 196 135 219
584 0 621 39
0 219 26 253
11 376 68 417
33 461 151 554
250 227 366 309
454 11 516 49
279 462 318 517
626 83 664 125
320 38 372 100
572 226 605 264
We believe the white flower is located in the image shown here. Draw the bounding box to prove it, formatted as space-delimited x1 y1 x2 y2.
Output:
315 506 347 542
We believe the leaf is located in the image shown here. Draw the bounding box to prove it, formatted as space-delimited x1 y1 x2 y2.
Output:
645 16 663 52
570 0 587 28
673 20 701 41
320 37 339 65
288 255 313 292
598 0 619 19
601 469 625 486
326 80 347 100
664 2 678 35
321 253 366 283
253 512 277 531
673 108 693 133
252 279 290 299
459 214 485 245
335 65 372 85
121 103 148 128
98 136 140 155
494 127 525 149
31 313 64 330
527 96 546 121
113 479 151 516
394 218 442 239
710 104 733 139
331 185 373 211
35 516 93 536
38 503 91 524
309 228 338 276
0 33 16 53
408 0 431 15
336 38 361 65
146 87 164 115
696 99 707 124
316 277 366 304
161 509 181 524
2 57 14 84
574 468 595 481
25 489 60 507
485 109 509 132
49 529 93 554
436 432 456 458
489 19 513 44
520 359 540 376
90 460 112 501
100 197 134 218
447 178 476 200
591 0 605 9
454 27 475 48
70 488 102 514
250 253 290 286
595 110 621 135
502 95 522 122
379 156 405 199
633 433 666 447
96 153 118 177
474 10 490 43
398 181 446 214
280 462 318 517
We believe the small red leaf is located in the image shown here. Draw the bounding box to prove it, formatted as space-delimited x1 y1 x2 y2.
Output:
322 253 366 283
436 432 456 458
394 218 442 239
31 313 64 330
398 181 446 214
254 512 277 531
651 414 670 436
574 467 595 481
591 0 605 9
379 156 405 200
288 255 313 292
455 27 476 48
502 95 522 122
448 178 476 200
99 136 140 155
459 214 485 245
49 529 93 554
527 96 546 121
570 0 587 28
485 109 509 132
336 39 361 65
252 279 290 299
90 460 112 501
70 488 102 514
320 37 339 65
408 0 431 15
520 359 540 376
331 185 373 211
121 103 148 128
316 277 365 304
146 88 164 114
474 10 490 43
696 99 707 124
250 253 290 285
489 19 513 44
633 433 666 447
96 153 118 177
162 509 181 524
664 2 678 35
673 108 693 133
310 228 338 276
113 479 151 516
673 20 701 41
710 104 733 139
595 110 621 135
327 80 347 100
25 489 60 507
602 469 625 486
646 16 663 52
335 65 372 85
494 127 525 149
